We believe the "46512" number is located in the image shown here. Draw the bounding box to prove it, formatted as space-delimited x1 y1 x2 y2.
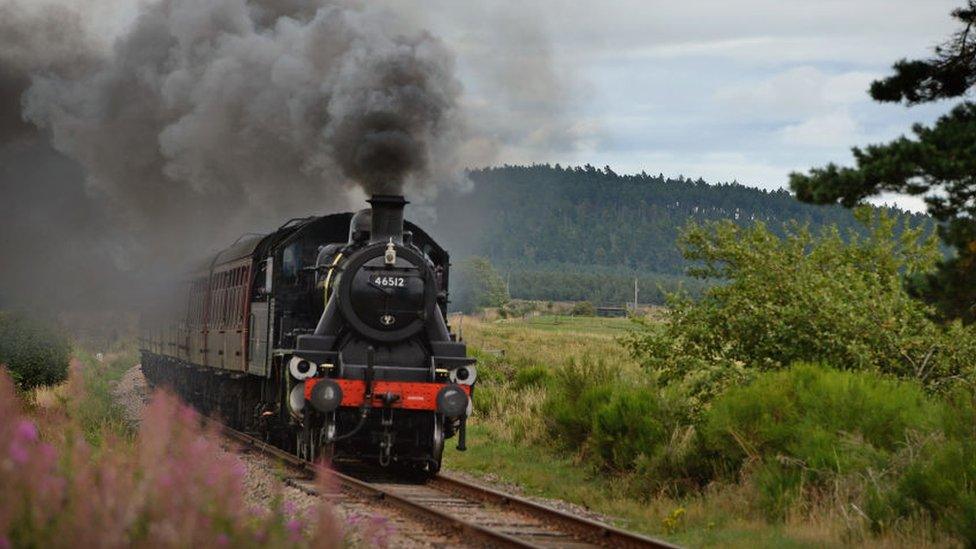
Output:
374 276 405 287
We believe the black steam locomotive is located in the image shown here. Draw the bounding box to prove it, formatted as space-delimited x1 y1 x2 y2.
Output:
140 195 475 474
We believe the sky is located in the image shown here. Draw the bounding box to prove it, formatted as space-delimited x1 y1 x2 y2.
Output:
59 0 967 212
400 0 963 212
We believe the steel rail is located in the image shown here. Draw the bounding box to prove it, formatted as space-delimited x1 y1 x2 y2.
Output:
222 427 533 548
221 426 676 548
429 473 678 549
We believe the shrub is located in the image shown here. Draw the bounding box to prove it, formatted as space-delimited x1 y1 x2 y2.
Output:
0 367 344 547
0 311 71 390
546 383 614 451
571 301 596 317
591 386 669 471
701 364 939 475
542 357 692 477
623 209 976 406
882 388 976 543
697 363 942 519
451 256 510 313
543 357 618 450
513 365 551 389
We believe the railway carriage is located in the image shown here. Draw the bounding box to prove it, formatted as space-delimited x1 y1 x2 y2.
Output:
140 195 474 474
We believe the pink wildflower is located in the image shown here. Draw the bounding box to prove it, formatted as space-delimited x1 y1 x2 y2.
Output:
8 441 29 464
286 519 303 542
15 420 38 442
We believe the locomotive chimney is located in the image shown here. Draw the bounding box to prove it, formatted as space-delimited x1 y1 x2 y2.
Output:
368 194 408 243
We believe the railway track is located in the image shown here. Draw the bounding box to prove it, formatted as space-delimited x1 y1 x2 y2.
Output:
222 427 677 548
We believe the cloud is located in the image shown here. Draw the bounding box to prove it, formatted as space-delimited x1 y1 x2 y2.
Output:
868 192 929 213
716 66 877 121
780 112 861 148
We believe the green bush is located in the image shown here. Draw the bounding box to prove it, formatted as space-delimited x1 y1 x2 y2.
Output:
698 363 942 519
545 383 614 450
451 256 510 313
701 364 939 474
0 311 71 390
591 386 669 471
881 389 976 543
543 357 618 450
542 357 691 478
623 209 976 407
570 301 596 317
513 365 551 390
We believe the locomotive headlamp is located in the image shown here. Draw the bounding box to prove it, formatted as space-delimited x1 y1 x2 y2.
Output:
288 356 318 380
310 379 343 413
449 365 477 386
288 382 306 415
436 384 469 418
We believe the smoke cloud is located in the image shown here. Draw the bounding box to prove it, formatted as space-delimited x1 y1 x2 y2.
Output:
0 1 96 144
0 0 469 310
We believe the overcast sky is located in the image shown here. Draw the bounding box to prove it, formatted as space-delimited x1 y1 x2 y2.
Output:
396 0 962 212
91 0 963 211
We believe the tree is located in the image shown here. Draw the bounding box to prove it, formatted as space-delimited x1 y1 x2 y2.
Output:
450 257 510 313
622 211 976 409
571 301 596 316
0 311 71 390
790 2 976 322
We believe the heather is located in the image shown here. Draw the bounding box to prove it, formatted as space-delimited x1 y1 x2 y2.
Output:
0 363 348 548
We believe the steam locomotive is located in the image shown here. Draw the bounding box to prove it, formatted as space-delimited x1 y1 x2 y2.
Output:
140 195 475 474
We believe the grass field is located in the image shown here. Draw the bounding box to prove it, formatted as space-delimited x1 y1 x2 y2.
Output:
452 314 642 373
442 314 955 548
494 314 638 336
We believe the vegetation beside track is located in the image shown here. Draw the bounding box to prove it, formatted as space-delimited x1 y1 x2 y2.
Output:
444 211 976 548
0 311 71 391
0 334 350 547
446 316 976 547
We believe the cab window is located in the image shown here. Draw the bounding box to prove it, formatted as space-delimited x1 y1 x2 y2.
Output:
281 242 302 284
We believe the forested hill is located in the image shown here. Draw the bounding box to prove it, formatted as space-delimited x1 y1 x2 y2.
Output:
425 164 929 305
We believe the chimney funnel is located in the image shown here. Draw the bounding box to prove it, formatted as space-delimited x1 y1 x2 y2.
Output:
367 194 407 243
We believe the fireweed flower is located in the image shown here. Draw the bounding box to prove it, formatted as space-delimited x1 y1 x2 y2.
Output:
0 370 344 546
15 420 38 443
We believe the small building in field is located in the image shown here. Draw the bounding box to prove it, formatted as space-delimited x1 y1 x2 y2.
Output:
596 306 627 318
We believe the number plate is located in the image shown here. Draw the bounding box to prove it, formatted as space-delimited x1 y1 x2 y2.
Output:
372 275 406 288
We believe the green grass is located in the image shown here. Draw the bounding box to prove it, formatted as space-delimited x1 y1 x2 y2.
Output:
71 346 139 444
448 314 958 548
444 425 832 548
459 315 640 375
498 315 638 336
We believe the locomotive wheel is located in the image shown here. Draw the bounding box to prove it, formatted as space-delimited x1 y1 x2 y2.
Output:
296 411 337 464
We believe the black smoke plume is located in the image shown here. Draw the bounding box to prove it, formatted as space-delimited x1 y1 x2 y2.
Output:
0 0 466 311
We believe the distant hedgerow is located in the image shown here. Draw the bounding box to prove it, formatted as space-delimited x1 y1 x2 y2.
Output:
0 311 71 391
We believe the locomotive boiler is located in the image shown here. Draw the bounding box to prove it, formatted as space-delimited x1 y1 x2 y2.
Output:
140 195 475 475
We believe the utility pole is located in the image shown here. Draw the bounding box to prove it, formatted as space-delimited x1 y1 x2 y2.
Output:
633 277 639 313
